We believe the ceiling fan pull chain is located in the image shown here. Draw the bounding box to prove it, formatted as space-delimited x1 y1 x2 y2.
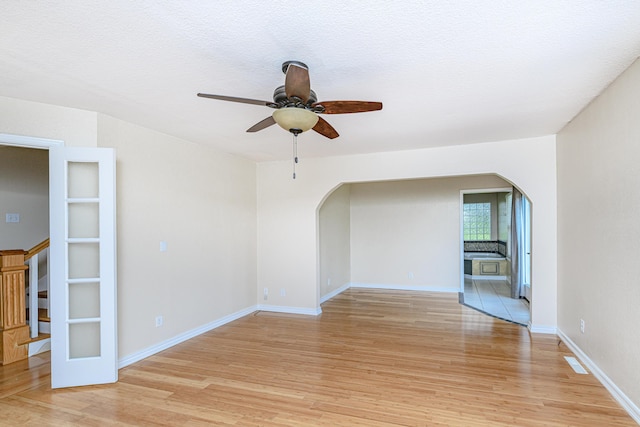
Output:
292 133 297 179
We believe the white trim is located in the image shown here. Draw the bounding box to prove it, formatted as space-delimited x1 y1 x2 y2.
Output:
28 338 51 357
527 323 557 334
558 329 640 424
38 321 50 334
118 305 257 369
320 283 351 303
256 304 322 316
465 275 508 281
460 187 513 195
322 282 457 304
0 133 63 149
350 283 458 293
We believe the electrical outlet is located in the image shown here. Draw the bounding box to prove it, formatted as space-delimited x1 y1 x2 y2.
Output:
263 287 268 300
5 213 20 223
280 288 286 297
580 319 585 334
408 271 414 279
155 316 163 327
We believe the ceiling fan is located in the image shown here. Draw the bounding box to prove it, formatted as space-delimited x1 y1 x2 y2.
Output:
197 61 383 139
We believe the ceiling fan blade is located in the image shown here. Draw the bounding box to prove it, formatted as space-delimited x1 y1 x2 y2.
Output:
313 100 383 114
312 117 339 139
284 62 311 103
197 93 272 106
246 116 276 133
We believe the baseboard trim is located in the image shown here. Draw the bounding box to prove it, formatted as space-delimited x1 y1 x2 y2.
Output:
321 282 458 305
350 283 458 293
527 323 557 334
320 283 351 304
118 305 258 369
256 304 322 316
557 329 640 424
465 275 508 280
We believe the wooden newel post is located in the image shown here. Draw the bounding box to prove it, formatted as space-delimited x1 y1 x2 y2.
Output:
0 250 30 364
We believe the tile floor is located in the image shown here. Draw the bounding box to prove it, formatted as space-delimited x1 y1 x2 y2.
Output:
462 278 530 326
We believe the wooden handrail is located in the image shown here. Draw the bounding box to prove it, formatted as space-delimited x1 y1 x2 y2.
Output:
25 238 49 261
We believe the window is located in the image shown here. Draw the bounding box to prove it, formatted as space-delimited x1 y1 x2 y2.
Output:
463 202 491 240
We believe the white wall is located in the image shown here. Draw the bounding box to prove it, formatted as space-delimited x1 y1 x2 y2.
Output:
318 184 351 299
0 146 49 249
97 114 257 357
350 176 509 291
557 57 640 408
257 135 557 331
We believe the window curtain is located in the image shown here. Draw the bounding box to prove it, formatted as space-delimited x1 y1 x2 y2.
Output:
510 187 525 299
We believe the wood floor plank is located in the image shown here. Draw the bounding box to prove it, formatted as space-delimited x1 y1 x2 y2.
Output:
0 289 636 426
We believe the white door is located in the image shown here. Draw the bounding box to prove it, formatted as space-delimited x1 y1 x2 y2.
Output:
49 146 117 388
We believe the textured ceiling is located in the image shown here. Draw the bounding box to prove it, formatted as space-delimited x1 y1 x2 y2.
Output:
2 1 640 161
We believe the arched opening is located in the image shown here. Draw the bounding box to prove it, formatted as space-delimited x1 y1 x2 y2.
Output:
316 174 532 325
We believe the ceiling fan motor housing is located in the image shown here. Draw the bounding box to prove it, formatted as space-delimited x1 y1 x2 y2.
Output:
281 60 308 74
273 85 317 106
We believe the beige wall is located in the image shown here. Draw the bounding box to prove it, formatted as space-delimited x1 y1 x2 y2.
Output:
257 135 557 331
557 58 640 407
496 192 510 244
318 184 351 299
350 176 509 290
1 96 258 360
0 146 49 249
97 114 257 357
0 95 97 147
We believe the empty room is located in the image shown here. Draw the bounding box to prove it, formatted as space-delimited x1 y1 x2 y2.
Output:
1 2 639 425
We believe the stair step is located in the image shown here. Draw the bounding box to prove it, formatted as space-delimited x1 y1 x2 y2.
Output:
38 309 50 322
38 290 48 298
26 308 50 322
19 333 50 346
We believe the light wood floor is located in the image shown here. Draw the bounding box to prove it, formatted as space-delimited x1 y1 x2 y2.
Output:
0 289 635 426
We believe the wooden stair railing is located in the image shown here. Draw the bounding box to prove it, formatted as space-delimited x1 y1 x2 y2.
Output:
0 238 50 365
25 238 49 261
0 249 30 364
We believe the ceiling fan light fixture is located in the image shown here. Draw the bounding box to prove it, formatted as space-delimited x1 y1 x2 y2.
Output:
272 108 318 134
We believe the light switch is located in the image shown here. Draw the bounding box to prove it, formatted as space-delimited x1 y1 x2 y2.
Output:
5 213 20 223
160 241 167 252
